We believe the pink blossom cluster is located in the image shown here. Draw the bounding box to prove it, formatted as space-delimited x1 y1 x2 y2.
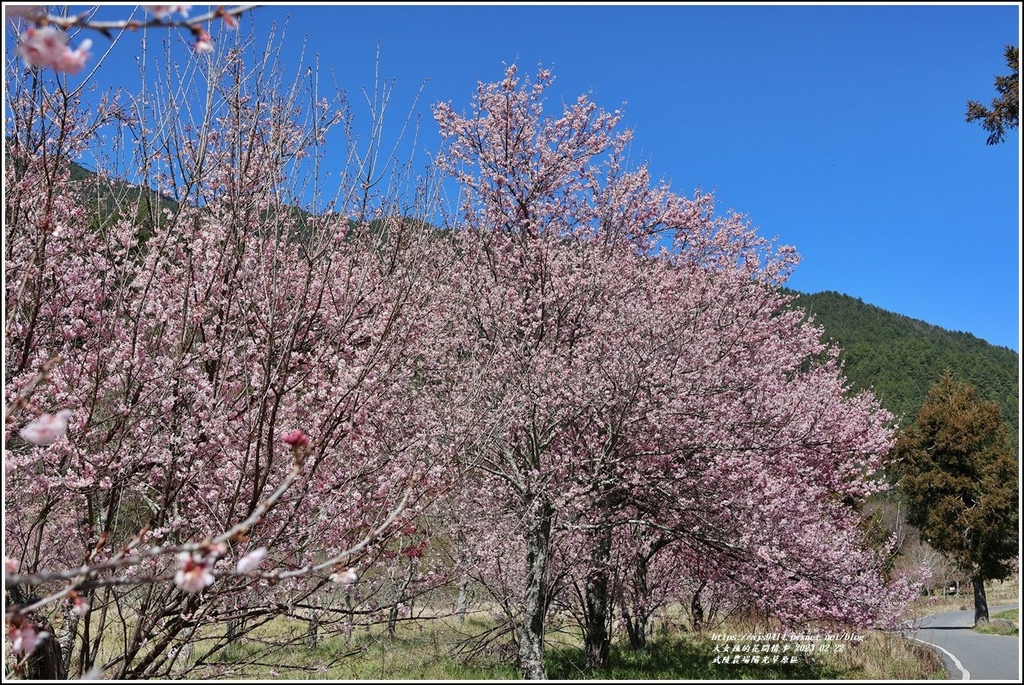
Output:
14 26 92 74
18 409 74 446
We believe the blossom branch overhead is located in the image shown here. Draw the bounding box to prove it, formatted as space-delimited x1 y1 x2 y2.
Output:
5 4 261 70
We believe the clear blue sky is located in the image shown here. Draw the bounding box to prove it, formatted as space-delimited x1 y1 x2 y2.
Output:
27 3 1024 351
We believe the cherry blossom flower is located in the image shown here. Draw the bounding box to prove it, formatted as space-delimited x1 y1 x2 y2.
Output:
9 620 49 656
280 429 309 448
174 552 214 593
14 26 92 74
330 568 358 586
235 547 267 573
193 28 214 54
56 38 92 74
19 409 74 446
15 26 67 69
71 592 90 617
5 557 19 574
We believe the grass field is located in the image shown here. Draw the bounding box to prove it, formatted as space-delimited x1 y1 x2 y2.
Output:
49 578 1016 679
196 578 1020 680
194 606 952 680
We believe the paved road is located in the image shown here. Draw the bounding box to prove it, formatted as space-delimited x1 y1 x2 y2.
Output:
908 603 1020 681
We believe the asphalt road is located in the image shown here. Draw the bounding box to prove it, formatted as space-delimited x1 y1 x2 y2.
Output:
908 603 1020 681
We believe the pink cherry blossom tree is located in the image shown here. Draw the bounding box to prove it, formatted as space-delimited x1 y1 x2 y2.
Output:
431 64 924 678
4 24 446 678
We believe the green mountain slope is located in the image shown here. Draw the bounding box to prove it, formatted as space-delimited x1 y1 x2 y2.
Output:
793 291 1019 439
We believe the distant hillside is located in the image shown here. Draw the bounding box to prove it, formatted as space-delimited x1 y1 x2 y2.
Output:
793 291 1019 440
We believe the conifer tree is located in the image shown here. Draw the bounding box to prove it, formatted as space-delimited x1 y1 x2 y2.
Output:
894 370 1019 624
965 44 1019 145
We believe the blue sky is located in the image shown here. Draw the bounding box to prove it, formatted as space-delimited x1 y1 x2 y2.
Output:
10 2 1023 351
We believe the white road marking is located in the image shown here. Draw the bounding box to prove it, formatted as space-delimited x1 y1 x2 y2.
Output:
906 635 971 680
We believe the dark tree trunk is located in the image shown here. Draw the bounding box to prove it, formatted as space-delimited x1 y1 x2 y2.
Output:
7 585 66 680
388 602 399 640
623 612 647 651
972 574 990 624
583 516 613 670
690 580 707 632
518 493 553 680
620 540 665 652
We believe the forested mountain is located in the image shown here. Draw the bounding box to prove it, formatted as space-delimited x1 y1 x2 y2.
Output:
793 290 1019 441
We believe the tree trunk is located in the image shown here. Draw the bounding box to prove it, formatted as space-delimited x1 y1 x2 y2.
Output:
388 603 399 640
690 580 707 632
623 612 647 651
344 593 354 646
306 612 320 650
58 599 80 678
456 575 470 623
621 544 658 651
583 517 613 670
518 494 553 680
972 574 989 624
7 584 67 680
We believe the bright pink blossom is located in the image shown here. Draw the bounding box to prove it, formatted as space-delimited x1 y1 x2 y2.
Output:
280 429 309 448
19 409 73 446
174 552 214 593
72 594 89 617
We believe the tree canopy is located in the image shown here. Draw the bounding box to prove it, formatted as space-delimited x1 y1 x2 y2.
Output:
893 371 1019 624
965 44 1019 145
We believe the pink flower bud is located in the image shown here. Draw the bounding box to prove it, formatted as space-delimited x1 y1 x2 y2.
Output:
19 409 74 446
281 429 309 448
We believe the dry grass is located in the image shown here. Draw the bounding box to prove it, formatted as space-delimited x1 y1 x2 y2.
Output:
902 576 1019 620
814 630 946 680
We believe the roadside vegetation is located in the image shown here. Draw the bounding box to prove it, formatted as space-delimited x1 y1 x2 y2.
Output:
973 608 1019 636
176 604 951 680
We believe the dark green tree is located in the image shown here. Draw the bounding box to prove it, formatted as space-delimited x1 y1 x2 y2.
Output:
965 44 1019 145
894 371 1018 624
